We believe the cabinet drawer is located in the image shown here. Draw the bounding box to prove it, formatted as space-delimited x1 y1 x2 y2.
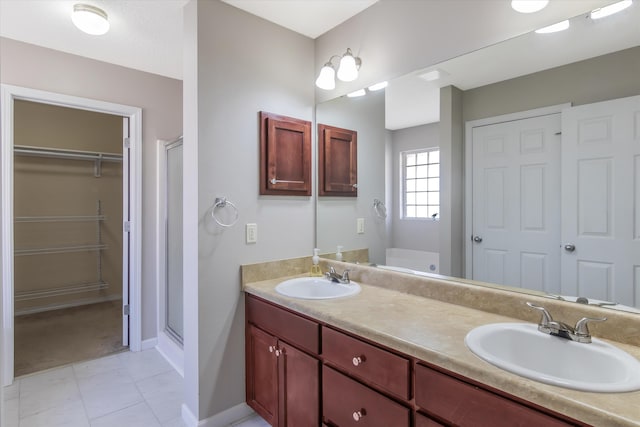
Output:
322 326 410 399
323 366 410 427
415 413 446 427
246 296 320 354
415 364 574 427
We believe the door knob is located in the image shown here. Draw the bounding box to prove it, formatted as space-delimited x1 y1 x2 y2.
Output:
564 244 576 252
473 235 483 243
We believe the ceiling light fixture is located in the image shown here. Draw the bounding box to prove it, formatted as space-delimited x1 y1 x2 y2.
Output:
511 0 549 13
368 81 388 91
346 89 366 98
71 4 110 35
590 0 633 19
535 20 570 34
315 48 362 90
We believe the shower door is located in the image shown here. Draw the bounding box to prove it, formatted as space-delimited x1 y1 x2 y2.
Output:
164 138 183 343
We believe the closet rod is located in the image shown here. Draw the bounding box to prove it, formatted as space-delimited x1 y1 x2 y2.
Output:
14 243 108 256
14 145 122 162
15 281 109 301
15 215 106 223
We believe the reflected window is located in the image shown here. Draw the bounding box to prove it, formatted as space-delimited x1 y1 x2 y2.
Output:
402 148 439 220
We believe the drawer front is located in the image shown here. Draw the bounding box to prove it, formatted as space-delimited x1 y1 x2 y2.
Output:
415 413 446 427
323 366 410 427
415 364 574 427
322 326 410 399
246 296 320 354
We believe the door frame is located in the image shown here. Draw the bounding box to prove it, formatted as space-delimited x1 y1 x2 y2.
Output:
0 84 143 385
464 103 570 280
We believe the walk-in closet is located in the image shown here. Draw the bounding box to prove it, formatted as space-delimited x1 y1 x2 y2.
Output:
13 100 125 376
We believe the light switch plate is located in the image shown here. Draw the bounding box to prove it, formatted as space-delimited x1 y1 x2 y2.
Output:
357 218 365 234
246 223 258 243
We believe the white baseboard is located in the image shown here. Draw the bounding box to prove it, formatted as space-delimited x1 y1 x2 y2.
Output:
182 403 254 427
140 337 158 351
156 331 184 377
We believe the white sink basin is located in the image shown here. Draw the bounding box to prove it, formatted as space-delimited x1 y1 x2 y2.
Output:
465 323 640 392
275 277 361 300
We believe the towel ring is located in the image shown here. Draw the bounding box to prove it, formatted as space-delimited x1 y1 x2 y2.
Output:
212 197 239 227
373 199 387 219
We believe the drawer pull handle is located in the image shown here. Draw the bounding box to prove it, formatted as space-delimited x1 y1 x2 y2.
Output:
352 356 365 366
352 409 366 421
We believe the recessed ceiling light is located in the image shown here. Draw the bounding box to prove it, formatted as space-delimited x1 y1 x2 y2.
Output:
368 81 388 91
511 0 549 13
590 0 633 19
71 4 110 36
535 20 570 34
347 89 366 98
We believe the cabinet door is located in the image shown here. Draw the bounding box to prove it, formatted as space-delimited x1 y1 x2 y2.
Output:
279 342 320 427
318 124 358 196
246 325 278 426
415 413 446 427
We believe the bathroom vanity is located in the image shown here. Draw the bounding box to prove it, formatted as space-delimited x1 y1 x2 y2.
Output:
243 260 640 427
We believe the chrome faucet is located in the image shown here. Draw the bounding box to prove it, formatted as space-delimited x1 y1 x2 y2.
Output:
526 302 606 343
325 266 351 284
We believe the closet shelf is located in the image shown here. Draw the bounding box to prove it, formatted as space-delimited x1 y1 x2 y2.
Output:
14 145 122 162
14 243 108 256
15 215 106 223
15 281 109 301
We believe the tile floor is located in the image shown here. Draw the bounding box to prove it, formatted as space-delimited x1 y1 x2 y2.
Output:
3 348 269 427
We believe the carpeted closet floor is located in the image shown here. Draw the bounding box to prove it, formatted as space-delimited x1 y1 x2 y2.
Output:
14 300 126 377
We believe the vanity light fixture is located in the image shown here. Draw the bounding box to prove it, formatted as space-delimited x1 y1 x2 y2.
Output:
590 0 633 19
368 81 388 91
346 89 366 98
71 3 110 35
535 19 570 34
315 48 362 90
511 0 549 13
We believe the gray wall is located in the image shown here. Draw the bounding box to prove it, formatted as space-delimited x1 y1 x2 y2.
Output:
390 123 440 252
184 1 315 420
0 37 183 342
316 90 388 264
463 46 640 122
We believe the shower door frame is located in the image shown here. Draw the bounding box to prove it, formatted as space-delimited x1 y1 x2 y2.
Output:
0 84 143 385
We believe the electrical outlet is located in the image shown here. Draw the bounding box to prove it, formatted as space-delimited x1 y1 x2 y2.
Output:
357 218 365 234
246 223 258 243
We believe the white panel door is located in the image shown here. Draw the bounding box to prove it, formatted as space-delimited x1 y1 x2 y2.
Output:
561 95 640 307
472 114 561 292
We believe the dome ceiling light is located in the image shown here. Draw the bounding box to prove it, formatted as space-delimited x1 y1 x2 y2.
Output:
72 4 110 35
511 0 549 13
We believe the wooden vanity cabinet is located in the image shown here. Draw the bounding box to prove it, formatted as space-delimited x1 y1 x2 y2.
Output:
415 363 582 427
246 296 320 427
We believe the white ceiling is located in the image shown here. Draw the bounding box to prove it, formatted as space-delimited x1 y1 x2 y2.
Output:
0 0 378 80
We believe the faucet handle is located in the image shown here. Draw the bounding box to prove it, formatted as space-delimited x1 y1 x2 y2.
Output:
341 269 351 283
526 302 554 327
574 317 607 337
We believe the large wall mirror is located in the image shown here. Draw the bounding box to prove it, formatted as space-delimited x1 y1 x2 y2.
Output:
316 4 640 313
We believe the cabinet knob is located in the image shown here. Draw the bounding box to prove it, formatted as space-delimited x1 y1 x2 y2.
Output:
275 349 283 357
352 409 366 421
268 345 275 353
352 356 365 366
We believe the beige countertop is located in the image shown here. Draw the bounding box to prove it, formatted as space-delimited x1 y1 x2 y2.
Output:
243 275 640 427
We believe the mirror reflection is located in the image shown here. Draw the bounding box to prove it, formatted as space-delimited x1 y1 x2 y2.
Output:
316 5 640 312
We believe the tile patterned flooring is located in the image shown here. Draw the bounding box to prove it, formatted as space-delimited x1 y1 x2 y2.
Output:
3 348 268 427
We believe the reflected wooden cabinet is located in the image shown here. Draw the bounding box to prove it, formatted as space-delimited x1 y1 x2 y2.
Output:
260 111 312 196
318 124 357 197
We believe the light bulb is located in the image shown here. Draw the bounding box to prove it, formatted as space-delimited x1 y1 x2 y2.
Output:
315 63 336 90
511 0 549 13
72 4 110 35
337 50 359 82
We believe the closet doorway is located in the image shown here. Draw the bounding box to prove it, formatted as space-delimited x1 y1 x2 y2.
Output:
1 85 142 385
